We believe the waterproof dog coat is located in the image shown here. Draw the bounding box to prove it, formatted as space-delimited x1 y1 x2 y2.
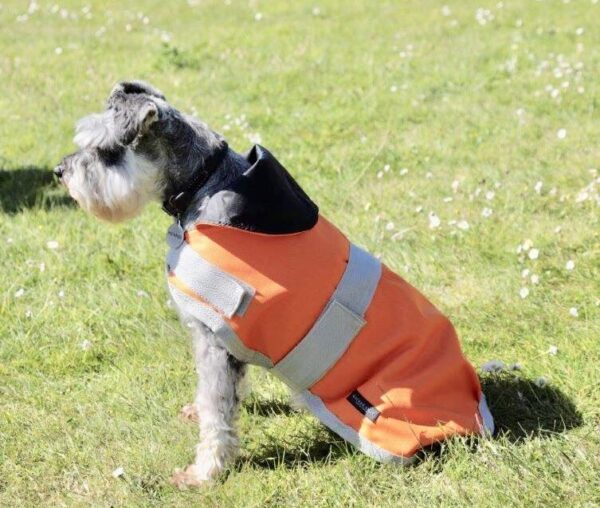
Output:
166 145 494 463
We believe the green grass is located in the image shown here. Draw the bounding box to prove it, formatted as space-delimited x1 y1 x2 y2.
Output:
1 0 599 505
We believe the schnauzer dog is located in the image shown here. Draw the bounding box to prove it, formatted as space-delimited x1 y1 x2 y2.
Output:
55 81 493 488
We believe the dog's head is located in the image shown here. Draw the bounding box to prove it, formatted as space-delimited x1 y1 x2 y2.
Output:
55 80 221 222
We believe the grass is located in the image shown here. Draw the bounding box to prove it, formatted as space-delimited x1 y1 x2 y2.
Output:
1 0 599 505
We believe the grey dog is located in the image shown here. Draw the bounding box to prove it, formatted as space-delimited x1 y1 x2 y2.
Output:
56 81 494 487
56 81 265 487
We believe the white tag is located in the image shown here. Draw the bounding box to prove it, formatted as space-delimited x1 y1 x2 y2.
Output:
166 222 185 249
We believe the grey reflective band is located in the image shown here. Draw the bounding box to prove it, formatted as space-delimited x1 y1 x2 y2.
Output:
272 244 381 391
478 394 495 436
331 244 382 316
167 243 255 318
169 285 273 368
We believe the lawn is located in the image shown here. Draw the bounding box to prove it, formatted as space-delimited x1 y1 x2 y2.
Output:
1 0 599 506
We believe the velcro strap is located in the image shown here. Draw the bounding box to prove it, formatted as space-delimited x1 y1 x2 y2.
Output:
167 243 255 318
274 300 365 392
168 284 273 368
272 244 381 391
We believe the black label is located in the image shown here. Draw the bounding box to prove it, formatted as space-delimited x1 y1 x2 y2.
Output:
347 390 380 423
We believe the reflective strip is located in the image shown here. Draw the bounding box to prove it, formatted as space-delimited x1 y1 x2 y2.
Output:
331 244 381 316
478 394 495 437
299 390 414 464
169 284 273 368
167 243 254 318
273 244 381 391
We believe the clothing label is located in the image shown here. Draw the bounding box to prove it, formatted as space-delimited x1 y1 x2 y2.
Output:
347 390 380 423
166 222 185 249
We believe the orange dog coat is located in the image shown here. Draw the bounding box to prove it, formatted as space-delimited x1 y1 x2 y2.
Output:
166 145 494 462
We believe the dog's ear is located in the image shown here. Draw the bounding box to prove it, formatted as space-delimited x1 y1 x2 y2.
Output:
112 100 160 146
108 80 166 103
106 81 165 147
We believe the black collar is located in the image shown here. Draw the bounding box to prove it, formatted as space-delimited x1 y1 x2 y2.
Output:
162 142 229 219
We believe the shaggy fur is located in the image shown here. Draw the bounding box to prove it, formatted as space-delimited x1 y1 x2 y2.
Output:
56 81 256 487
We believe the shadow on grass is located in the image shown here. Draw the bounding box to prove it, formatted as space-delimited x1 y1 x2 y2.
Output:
243 373 583 469
481 372 583 441
0 167 74 214
241 397 351 469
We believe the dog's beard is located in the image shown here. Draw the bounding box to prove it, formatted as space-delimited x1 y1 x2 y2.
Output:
67 150 161 223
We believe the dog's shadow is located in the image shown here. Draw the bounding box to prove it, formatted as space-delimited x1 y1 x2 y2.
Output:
0 167 74 214
243 373 583 469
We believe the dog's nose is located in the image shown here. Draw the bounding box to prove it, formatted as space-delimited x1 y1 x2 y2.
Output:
53 164 64 178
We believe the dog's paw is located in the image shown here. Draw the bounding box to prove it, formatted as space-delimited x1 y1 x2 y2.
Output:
170 465 214 489
179 403 199 423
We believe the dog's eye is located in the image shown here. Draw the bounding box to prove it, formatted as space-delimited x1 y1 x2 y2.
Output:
97 147 124 166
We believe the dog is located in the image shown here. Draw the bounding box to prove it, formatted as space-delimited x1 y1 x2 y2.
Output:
55 81 494 488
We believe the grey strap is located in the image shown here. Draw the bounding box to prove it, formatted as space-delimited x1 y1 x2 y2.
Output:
332 244 382 316
273 244 381 391
169 285 273 368
167 243 254 318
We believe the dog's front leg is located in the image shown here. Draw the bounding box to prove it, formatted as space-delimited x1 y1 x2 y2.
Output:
172 323 247 488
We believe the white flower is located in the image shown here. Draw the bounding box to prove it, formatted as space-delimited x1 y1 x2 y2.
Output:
81 340 93 351
485 190 495 200
528 248 539 260
25 309 33 319
522 239 533 251
312 7 321 16
383 164 390 172
390 85 398 93
112 466 125 478
569 307 578 317
451 180 460 192
534 377 547 387
47 240 59 250
385 221 394 231
441 5 452 16
15 288 25 298
400 168 408 176
376 171 384 179
534 181 543 194
519 287 530 299
482 207 493 218
58 290 65 298
565 259 575 271
482 360 505 373
547 345 558 355
531 274 540 285
509 362 521 371
557 128 567 139
575 27 584 36
521 268 530 278
428 213 441 229
457 220 470 231
54 47 63 55
254 12 263 21
39 262 45 272
415 205 423 213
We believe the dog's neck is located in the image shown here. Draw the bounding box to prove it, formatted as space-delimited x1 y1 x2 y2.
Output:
161 141 230 219
165 146 252 228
